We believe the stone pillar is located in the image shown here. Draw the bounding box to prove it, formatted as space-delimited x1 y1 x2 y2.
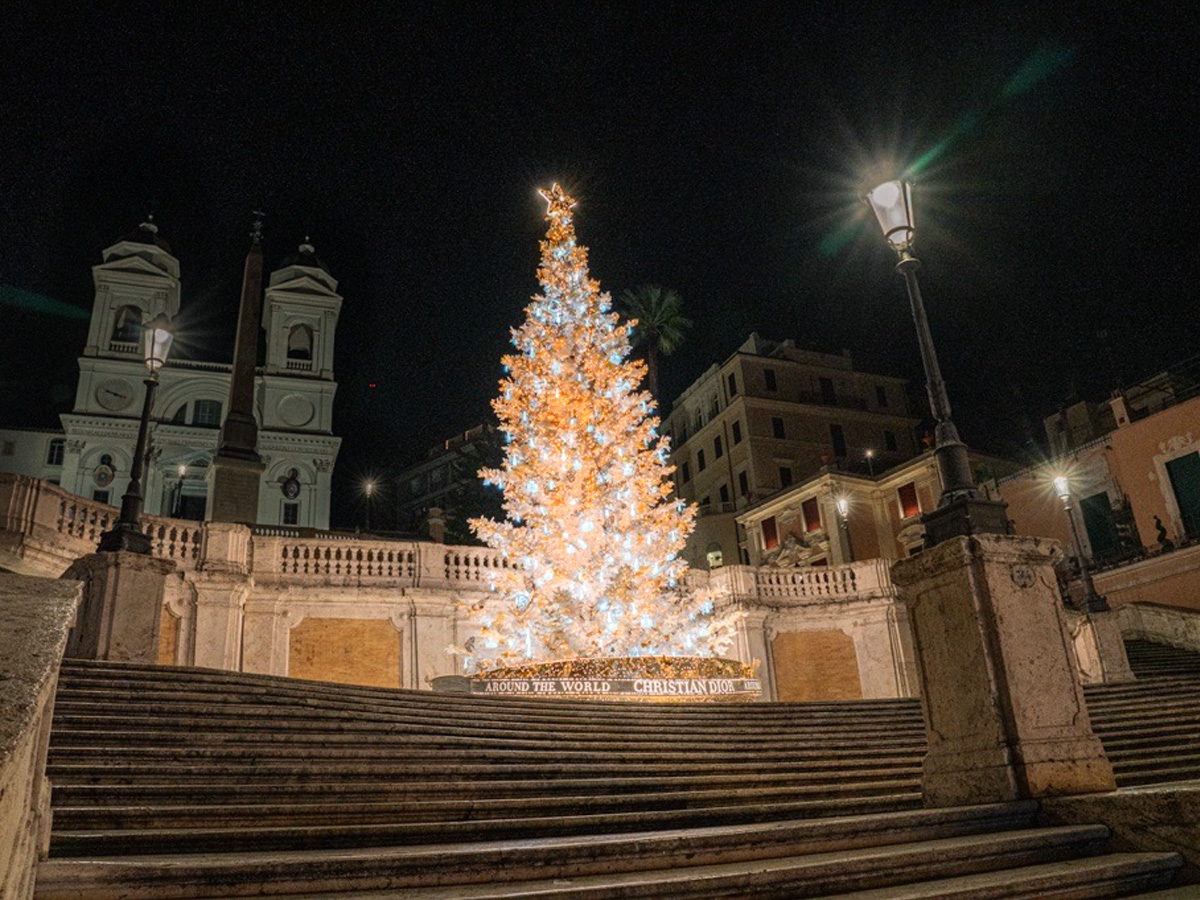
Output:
738 608 774 701
892 534 1115 806
62 552 176 663
426 507 446 544
1065 608 1135 684
407 598 456 689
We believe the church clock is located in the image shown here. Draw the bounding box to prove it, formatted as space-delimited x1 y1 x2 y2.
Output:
95 379 135 411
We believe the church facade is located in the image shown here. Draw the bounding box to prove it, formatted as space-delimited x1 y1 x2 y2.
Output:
0 221 342 528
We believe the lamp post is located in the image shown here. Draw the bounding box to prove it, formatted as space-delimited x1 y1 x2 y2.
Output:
865 449 875 477
173 463 187 518
864 178 1009 546
363 480 375 532
836 495 855 563
1054 475 1109 612
99 314 174 553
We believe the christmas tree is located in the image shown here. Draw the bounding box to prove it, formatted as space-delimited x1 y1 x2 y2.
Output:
466 184 737 670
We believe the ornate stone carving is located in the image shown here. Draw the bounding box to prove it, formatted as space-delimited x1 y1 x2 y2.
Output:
66 439 87 454
1159 433 1195 456
314 457 333 473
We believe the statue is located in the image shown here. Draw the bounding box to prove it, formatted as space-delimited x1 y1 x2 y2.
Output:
1154 515 1175 553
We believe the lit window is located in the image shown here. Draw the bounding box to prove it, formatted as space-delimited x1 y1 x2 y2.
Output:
46 439 65 466
762 516 779 550
802 497 821 532
898 482 920 519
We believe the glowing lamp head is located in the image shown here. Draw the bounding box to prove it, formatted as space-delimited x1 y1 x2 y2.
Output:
836 497 850 518
865 178 915 252
177 463 188 478
1053 475 1071 502
142 314 174 373
364 480 376 498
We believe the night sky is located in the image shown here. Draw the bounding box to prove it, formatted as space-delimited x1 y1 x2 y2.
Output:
2 4 1198 527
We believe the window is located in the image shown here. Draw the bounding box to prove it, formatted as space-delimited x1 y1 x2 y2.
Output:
681 461 691 483
193 400 223 427
714 436 723 459
885 430 898 452
762 516 779 550
700 495 710 508
287 324 314 360
697 449 706 472
772 417 785 439
171 405 187 424
779 466 793 488
819 377 836 405
46 438 65 466
727 372 737 396
430 467 445 485
764 368 777 392
876 385 888 407
110 305 142 345
898 482 920 519
2 441 14 457
708 395 719 419
738 470 749 497
802 497 822 532
732 421 743 445
830 423 847 458
283 502 300 525
92 489 110 504
693 408 704 432
719 484 730 504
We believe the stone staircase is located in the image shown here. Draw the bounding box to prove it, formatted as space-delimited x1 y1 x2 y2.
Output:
1125 639 1200 678
34 651 1200 899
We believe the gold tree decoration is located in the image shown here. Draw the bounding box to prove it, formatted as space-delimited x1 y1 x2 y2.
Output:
464 184 738 670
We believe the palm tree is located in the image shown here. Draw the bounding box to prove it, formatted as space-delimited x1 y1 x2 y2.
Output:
617 285 692 402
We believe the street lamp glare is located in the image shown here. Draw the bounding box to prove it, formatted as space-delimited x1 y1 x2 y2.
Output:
1053 475 1071 501
865 178 915 252
836 496 850 518
143 314 175 373
178 463 188 478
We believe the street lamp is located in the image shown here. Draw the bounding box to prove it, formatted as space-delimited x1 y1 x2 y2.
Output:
363 480 376 532
865 449 875 477
173 463 187 518
99 314 175 553
1054 475 1109 612
835 495 855 563
864 178 1009 546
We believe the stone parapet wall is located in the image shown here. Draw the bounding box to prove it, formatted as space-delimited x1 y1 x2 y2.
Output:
1119 601 1200 655
0 574 82 900
1096 543 1200 613
0 473 920 699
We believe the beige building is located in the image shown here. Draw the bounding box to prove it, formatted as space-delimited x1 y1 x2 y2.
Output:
663 334 922 569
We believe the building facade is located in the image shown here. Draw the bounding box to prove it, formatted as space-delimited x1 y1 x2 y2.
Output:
0 222 342 528
664 334 922 569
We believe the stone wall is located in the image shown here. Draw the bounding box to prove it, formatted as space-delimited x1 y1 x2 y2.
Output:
0 473 921 701
0 574 81 900
1096 544 1200 612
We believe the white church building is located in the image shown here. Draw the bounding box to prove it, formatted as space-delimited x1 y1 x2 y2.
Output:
0 220 341 528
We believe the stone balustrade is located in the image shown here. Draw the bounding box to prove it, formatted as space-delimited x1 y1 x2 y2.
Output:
754 559 893 604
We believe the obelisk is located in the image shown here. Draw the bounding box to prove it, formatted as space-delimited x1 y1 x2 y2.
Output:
208 214 267 523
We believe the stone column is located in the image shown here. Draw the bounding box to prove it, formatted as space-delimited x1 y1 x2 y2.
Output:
62 552 177 663
738 608 775 701
892 534 1116 806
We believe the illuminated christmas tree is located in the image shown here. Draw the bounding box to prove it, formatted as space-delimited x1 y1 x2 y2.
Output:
466 184 737 669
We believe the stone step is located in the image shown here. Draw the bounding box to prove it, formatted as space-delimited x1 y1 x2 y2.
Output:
53 779 922 829
32 802 1042 898
49 794 925 857
38 827 1164 900
49 770 920 807
45 757 922 786
332 853 1185 899
1122 888 1200 899
1112 765 1200 787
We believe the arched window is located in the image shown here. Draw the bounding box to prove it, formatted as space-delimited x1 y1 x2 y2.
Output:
287 324 313 360
110 306 142 345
